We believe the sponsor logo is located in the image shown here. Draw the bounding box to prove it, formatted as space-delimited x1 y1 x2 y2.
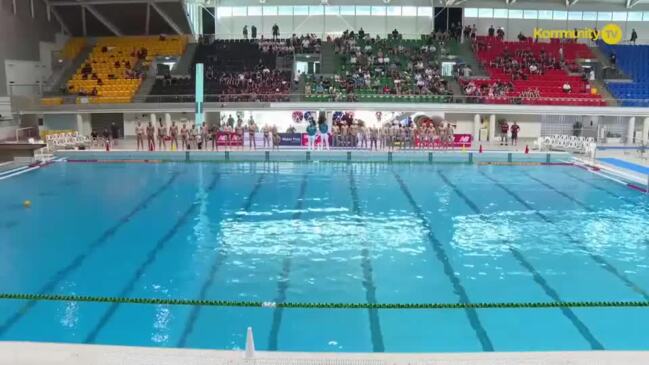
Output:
532 23 622 45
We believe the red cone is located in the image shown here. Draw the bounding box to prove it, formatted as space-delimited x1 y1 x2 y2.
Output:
525 145 529 154
479 144 483 153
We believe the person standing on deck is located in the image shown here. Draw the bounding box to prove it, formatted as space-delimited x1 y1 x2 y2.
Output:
510 122 520 146
157 119 167 151
306 121 317 150
180 123 188 150
170 121 178 151
146 121 155 151
135 121 144 150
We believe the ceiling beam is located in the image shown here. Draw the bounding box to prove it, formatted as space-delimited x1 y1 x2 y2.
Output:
627 0 642 8
150 1 183 35
50 5 72 35
50 0 178 6
83 4 123 36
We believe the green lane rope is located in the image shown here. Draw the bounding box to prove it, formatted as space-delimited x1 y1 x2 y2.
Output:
1 293 648 310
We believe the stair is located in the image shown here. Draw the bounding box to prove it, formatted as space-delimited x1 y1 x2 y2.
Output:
135 74 157 98
44 41 95 95
320 42 339 74
292 74 305 102
172 42 198 76
591 79 618 106
453 40 487 76
590 46 630 80
447 77 464 102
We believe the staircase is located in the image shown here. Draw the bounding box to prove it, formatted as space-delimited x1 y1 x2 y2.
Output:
591 79 618 106
447 78 464 103
590 46 630 80
135 74 157 99
453 40 487 76
43 41 95 95
320 42 339 74
172 42 198 76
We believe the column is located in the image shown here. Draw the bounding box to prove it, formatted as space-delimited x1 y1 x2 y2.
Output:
627 117 636 144
473 114 481 142
489 114 496 142
165 113 172 127
76 113 84 134
150 113 157 125
643 117 649 145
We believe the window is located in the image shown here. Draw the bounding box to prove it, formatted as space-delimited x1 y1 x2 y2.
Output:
553 11 567 20
340 6 354 15
612 12 627 21
247 6 261 16
464 8 478 18
402 6 417 16
627 12 642 21
478 8 493 18
417 7 432 17
524 10 538 19
568 11 582 20
387 6 401 16
217 6 232 18
356 6 371 16
263 6 277 16
508 10 523 19
371 6 386 16
309 6 323 15
538 10 553 20
294 6 308 15
277 6 292 16
325 6 339 15
644 12 649 21
597 12 612 21
582 12 597 21
493 9 507 18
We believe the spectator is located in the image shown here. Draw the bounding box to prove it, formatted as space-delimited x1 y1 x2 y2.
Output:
272 24 280 40
562 82 572 93
251 25 257 39
488 25 495 37
499 121 509 146
510 122 520 146
358 27 365 39
630 29 638 45
517 32 526 41
391 28 399 39
610 52 616 66
243 25 248 39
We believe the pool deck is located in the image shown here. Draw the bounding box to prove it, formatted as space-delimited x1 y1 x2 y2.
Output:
2 342 649 365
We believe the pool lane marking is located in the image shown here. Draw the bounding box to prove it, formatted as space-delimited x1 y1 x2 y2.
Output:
84 173 221 344
438 171 604 350
267 174 308 351
393 172 494 352
0 172 182 337
520 171 594 212
563 171 641 206
479 171 649 302
349 169 385 353
176 174 266 348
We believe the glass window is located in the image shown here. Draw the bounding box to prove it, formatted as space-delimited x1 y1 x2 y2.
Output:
277 6 292 16
371 6 386 16
478 8 493 18
340 6 354 15
644 12 649 21
524 10 538 19
582 12 597 21
309 6 323 15
293 6 308 15
464 8 478 18
508 10 523 19
217 6 231 18
263 6 277 16
553 11 568 20
417 7 432 17
247 6 261 16
597 12 612 21
538 10 553 20
232 7 246 16
627 12 642 21
325 6 339 15
356 6 371 16
493 9 507 18
568 11 582 20
402 6 417 16
387 6 401 16
612 12 627 21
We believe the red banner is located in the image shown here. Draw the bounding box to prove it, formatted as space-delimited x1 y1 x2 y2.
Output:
301 134 332 146
216 132 243 146
414 134 472 148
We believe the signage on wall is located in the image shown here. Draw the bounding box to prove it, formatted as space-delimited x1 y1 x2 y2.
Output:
533 23 622 45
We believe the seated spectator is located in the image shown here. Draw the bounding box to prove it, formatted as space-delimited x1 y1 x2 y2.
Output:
563 82 572 93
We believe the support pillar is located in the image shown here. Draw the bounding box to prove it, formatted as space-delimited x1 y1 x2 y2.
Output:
165 113 172 127
643 117 649 145
489 114 496 142
473 114 481 142
76 113 84 134
627 117 636 144
150 113 157 125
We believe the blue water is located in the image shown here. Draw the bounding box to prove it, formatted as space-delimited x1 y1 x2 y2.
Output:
0 161 648 352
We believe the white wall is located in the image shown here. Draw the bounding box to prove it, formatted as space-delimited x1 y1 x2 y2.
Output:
42 114 77 131
4 60 46 96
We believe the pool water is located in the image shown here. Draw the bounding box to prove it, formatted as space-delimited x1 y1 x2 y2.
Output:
0 161 648 352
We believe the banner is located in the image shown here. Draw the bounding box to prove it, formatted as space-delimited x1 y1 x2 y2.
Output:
216 132 243 146
278 133 303 146
413 134 472 148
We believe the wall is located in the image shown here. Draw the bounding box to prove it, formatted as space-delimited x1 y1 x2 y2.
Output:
43 114 78 131
0 0 63 97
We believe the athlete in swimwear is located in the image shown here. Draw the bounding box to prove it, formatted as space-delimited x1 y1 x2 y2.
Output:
157 119 167 151
135 121 144 150
248 120 257 150
180 123 188 150
146 121 155 151
170 121 178 150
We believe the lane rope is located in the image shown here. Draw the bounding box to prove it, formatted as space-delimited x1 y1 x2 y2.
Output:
1 293 648 310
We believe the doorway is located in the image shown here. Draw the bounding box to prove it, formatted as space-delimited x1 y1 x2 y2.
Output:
433 7 463 33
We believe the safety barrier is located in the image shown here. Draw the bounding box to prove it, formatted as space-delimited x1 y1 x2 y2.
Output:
534 134 596 156
1 293 648 310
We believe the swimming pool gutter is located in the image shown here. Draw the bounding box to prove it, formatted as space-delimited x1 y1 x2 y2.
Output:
573 157 649 192
1 341 648 365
